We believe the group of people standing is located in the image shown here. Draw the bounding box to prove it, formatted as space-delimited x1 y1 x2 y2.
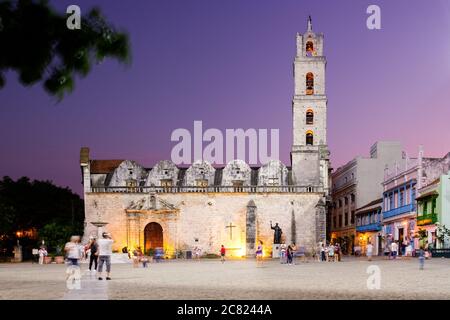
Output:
131 247 149 268
64 232 114 282
319 242 342 262
279 243 297 265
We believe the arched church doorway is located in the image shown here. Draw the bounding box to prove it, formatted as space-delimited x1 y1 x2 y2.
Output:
144 222 163 254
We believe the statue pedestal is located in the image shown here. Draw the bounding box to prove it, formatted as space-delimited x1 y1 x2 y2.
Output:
272 244 281 259
13 246 22 263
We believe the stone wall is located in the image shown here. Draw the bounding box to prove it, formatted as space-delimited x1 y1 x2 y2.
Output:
84 192 324 257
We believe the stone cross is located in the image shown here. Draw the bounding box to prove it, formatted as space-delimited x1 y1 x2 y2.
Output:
225 222 237 240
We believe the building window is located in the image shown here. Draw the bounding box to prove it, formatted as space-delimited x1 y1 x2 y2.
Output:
126 179 138 192
306 72 314 95
339 215 343 227
351 210 355 224
338 199 342 208
351 194 355 203
344 212 348 226
126 179 137 188
333 216 336 229
161 179 173 188
306 41 314 56
306 131 313 145
432 198 437 214
306 109 314 124
423 201 428 214
344 197 348 205
389 193 394 210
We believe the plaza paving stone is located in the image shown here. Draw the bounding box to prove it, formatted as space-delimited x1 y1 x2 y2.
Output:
1 257 450 299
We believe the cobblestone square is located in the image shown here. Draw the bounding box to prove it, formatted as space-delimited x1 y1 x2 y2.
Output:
1 257 450 300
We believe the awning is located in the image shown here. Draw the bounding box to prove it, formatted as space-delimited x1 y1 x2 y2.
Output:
415 191 438 201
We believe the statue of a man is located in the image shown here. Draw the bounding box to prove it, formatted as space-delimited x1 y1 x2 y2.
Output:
270 221 282 244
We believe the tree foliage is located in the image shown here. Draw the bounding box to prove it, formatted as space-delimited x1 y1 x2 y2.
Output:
0 176 84 244
0 0 130 100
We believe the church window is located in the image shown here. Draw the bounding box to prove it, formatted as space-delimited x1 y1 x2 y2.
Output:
306 109 314 124
126 179 137 192
306 72 314 95
161 179 173 188
432 197 437 214
306 41 314 57
196 179 208 187
126 179 137 187
306 131 313 145
232 180 244 192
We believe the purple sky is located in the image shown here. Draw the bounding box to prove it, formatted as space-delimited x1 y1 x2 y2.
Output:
1 0 450 196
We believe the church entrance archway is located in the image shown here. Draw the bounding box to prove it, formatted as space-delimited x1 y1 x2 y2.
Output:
144 222 163 254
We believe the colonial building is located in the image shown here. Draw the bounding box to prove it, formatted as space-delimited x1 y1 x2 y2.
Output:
355 198 383 256
382 147 450 253
416 170 450 249
329 141 403 254
80 17 330 258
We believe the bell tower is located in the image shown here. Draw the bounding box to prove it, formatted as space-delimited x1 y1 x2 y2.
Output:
291 16 329 193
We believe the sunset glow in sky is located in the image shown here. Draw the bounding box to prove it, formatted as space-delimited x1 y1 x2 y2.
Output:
1 0 450 195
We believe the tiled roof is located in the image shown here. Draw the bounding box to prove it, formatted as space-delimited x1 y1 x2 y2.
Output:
356 198 383 213
90 160 124 174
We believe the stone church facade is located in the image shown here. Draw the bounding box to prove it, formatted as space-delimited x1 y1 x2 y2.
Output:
80 17 330 257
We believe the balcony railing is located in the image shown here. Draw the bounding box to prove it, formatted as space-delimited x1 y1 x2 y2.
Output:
383 203 415 219
89 185 325 194
417 213 438 226
356 222 382 232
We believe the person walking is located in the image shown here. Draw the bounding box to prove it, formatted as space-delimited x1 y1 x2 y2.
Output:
366 241 374 262
256 241 264 267
418 247 425 270
320 243 326 262
64 236 84 267
390 241 398 260
280 244 287 264
132 247 140 268
334 243 341 262
384 243 391 260
327 243 335 262
38 247 47 265
286 244 293 265
87 237 98 273
220 245 226 263
97 232 113 280
64 236 84 290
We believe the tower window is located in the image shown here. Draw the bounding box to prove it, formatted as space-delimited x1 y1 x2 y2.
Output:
306 109 314 124
306 130 313 145
306 41 314 57
306 72 314 95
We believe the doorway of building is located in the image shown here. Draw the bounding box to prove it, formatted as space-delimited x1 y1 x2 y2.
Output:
398 228 404 256
144 222 163 254
378 234 382 256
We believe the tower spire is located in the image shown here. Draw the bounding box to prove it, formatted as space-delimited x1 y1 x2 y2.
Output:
307 15 312 32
